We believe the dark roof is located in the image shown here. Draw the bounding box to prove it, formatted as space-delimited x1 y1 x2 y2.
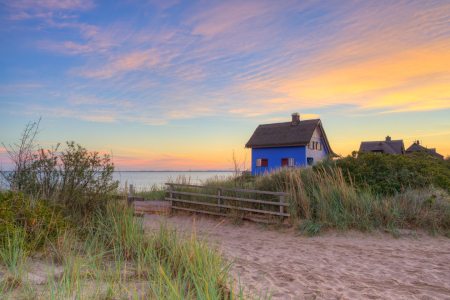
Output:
406 142 444 159
427 149 444 159
245 118 337 156
359 140 405 155
406 142 427 152
245 119 319 148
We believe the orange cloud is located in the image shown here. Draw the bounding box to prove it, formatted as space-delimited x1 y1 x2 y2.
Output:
276 42 450 111
111 155 229 171
113 147 182 158
266 114 319 122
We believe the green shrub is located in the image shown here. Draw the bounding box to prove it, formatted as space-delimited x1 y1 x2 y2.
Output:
317 151 450 195
3 141 119 224
0 191 67 250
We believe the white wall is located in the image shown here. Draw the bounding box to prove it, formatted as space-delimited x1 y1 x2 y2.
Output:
305 137 328 165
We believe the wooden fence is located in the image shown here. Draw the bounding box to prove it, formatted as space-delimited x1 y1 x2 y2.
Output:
165 183 290 218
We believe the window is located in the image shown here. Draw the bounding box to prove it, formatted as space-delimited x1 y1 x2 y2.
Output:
309 141 314 150
307 157 314 166
320 142 323 151
288 158 294 167
261 158 268 167
256 159 261 167
372 150 383 155
315 142 318 150
281 158 288 167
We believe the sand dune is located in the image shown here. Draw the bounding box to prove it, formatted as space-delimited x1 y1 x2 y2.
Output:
144 214 450 300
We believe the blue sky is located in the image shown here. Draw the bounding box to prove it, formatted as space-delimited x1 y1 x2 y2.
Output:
1 0 449 170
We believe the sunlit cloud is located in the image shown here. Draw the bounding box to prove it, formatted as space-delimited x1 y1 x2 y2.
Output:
21 0 449 121
111 155 229 171
1 0 450 168
266 114 319 122
112 147 181 158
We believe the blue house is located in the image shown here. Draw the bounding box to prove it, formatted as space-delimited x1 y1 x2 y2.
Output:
245 113 335 176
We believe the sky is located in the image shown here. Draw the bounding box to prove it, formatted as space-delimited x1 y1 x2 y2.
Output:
1 0 449 171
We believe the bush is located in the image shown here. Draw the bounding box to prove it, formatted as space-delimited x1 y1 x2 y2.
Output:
0 191 67 250
250 167 450 233
317 151 450 195
2 141 119 224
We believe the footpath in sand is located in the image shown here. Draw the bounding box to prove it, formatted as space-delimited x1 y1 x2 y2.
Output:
144 214 450 300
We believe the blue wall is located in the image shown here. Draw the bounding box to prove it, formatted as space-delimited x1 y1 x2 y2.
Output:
251 146 306 176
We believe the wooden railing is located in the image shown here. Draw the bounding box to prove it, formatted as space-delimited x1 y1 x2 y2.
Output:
165 183 290 218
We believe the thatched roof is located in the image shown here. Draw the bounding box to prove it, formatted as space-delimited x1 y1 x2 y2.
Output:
406 142 427 152
359 140 405 155
406 142 444 159
245 119 319 147
245 118 337 156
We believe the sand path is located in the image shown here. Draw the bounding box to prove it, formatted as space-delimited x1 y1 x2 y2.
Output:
144 214 450 300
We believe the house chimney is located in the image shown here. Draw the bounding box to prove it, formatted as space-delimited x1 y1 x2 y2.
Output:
385 135 391 141
291 113 300 126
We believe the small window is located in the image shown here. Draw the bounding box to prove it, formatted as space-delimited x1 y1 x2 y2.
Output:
281 158 288 167
309 141 314 150
315 142 318 150
307 157 314 166
288 158 294 167
261 158 268 167
320 142 323 151
256 159 261 167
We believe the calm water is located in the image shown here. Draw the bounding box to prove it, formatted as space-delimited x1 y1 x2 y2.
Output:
0 171 236 190
113 171 235 189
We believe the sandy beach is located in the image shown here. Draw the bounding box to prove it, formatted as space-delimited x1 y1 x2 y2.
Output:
144 214 450 300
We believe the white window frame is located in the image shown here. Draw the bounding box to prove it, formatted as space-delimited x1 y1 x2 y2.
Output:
288 158 294 167
256 159 261 167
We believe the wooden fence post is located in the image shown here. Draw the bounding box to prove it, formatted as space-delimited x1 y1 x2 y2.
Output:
169 185 174 213
218 189 222 213
127 184 134 207
279 195 284 215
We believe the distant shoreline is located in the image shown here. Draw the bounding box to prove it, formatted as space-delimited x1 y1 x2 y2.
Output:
1 170 234 173
114 170 233 172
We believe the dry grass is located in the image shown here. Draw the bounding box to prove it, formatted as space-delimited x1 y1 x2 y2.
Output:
132 168 450 236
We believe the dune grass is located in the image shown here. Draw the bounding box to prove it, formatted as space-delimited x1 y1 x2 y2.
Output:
132 166 450 236
1 198 270 299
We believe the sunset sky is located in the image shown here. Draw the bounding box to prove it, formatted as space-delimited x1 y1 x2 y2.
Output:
1 0 449 170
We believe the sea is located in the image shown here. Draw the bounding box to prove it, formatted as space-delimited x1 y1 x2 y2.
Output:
113 171 235 190
0 171 236 190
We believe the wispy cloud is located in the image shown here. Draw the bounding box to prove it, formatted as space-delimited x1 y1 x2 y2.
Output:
111 155 228 171
5 0 94 12
3 0 450 123
2 0 450 165
1 83 45 88
112 147 181 158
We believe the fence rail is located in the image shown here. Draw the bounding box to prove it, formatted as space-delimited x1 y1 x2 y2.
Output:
165 183 290 218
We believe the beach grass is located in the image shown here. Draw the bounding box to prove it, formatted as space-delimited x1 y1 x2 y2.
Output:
1 198 268 299
131 166 450 236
